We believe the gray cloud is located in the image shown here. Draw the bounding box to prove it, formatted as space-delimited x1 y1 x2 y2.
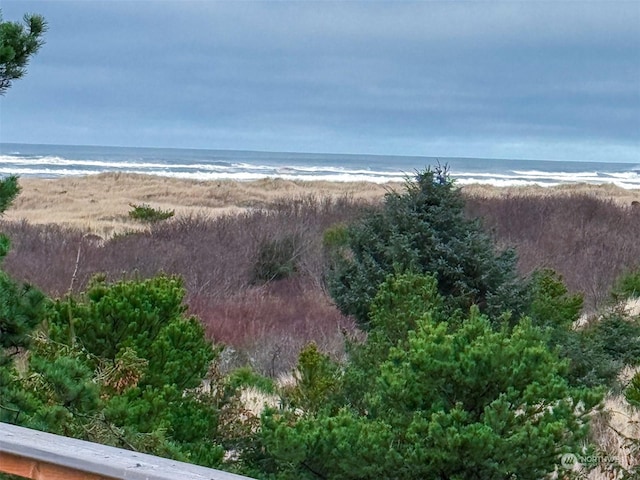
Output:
1 0 638 161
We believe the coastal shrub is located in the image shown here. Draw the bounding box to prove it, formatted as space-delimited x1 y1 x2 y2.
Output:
5 190 638 314
627 374 640 408
251 235 300 284
464 193 640 310
522 269 640 389
46 275 215 390
225 366 276 395
526 269 583 332
322 223 349 250
612 269 640 302
5 187 640 379
279 342 343 415
13 274 226 467
0 176 20 227
327 166 525 329
252 273 601 479
128 203 174 223
195 282 355 376
623 346 640 477
0 270 48 426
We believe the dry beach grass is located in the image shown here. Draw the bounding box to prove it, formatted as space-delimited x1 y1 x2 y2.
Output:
6 173 393 236
7 173 640 237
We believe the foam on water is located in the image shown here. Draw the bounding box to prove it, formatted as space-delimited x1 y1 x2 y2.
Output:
1 143 638 188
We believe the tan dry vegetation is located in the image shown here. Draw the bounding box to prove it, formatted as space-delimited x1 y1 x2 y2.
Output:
461 182 640 206
588 392 640 478
8 173 640 237
6 173 395 236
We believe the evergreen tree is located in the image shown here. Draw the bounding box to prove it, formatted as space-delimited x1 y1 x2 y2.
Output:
326 166 525 329
0 11 47 95
539 268 640 390
20 275 225 466
255 274 601 479
0 11 48 425
0 271 47 425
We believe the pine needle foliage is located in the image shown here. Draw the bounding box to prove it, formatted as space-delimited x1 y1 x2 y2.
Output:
0 20 48 424
128 203 175 223
0 11 47 95
255 273 601 479
13 275 225 468
326 166 525 330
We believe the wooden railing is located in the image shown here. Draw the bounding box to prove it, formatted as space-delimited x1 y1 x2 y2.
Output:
0 422 253 480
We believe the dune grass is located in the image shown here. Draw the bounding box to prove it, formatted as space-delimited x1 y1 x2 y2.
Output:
6 173 393 236
8 173 640 237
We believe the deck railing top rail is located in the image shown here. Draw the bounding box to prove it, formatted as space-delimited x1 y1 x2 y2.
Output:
0 422 253 480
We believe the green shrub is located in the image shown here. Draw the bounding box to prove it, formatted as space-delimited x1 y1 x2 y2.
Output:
128 203 174 223
255 273 601 480
627 372 640 408
563 312 640 389
322 223 349 250
526 269 583 331
14 275 226 468
226 366 276 395
47 275 214 390
0 270 47 425
525 269 640 389
612 269 640 302
281 343 342 414
251 235 299 284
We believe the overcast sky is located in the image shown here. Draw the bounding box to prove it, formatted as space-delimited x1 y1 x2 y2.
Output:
1 1 639 162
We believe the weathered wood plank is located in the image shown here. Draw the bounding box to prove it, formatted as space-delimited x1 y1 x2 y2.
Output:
0 451 111 480
0 422 253 480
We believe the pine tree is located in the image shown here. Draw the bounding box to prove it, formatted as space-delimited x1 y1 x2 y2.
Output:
7 275 225 467
326 166 525 329
0 11 48 424
0 11 47 95
256 274 602 479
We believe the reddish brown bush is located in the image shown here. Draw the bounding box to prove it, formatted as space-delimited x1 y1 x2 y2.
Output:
190 279 357 375
465 193 640 310
2 191 638 373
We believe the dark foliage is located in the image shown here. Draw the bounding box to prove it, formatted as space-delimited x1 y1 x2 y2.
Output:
0 12 47 94
254 274 600 480
128 203 175 222
326 167 525 329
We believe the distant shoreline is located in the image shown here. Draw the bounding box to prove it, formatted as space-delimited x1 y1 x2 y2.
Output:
4 172 640 237
4 142 640 187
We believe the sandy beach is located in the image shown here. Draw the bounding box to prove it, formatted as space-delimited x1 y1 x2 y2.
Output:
5 172 640 237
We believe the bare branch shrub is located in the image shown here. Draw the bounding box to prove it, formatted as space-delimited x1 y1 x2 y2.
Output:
0 195 368 374
465 193 640 310
5 190 637 373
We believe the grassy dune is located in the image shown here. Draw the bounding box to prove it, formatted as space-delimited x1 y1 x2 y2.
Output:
7 173 640 237
7 173 394 236
462 181 640 205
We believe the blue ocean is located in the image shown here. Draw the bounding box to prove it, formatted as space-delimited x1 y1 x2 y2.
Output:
1 143 639 188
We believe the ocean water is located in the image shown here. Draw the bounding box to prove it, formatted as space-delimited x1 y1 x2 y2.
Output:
1 143 639 188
